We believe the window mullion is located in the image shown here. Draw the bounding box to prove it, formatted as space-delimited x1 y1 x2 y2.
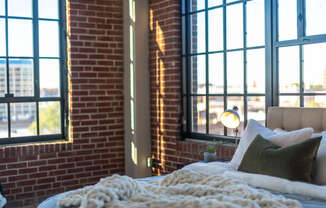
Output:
4 0 11 138
205 0 209 134
265 0 273 115
59 0 68 138
32 0 40 136
299 45 304 107
297 0 305 39
271 0 278 106
185 0 192 135
223 0 227 136
243 1 248 128
297 0 304 106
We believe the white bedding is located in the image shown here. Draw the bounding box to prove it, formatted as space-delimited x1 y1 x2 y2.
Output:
38 161 326 208
58 166 302 208
183 161 326 201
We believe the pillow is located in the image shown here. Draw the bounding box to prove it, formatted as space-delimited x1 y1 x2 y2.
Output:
230 119 313 169
238 134 322 183
312 132 326 185
230 119 275 169
269 127 314 146
273 128 287 134
273 130 326 185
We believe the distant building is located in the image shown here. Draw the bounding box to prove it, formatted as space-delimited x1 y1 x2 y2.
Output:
0 59 34 121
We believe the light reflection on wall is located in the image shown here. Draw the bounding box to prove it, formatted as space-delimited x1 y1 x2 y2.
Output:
150 9 166 175
129 0 137 165
66 0 73 142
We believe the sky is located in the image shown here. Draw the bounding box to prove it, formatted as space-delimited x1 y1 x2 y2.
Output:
0 0 60 89
193 0 326 94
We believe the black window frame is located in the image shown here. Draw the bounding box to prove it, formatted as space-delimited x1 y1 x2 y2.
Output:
181 0 326 142
0 0 68 145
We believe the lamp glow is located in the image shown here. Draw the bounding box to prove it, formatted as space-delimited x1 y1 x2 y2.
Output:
221 107 241 146
220 109 240 129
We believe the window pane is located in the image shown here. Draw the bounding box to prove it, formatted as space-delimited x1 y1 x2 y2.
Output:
247 96 265 126
279 46 300 93
192 96 206 133
38 0 59 19
8 0 32 17
40 59 60 97
191 12 206 54
227 96 244 136
209 53 224 94
279 96 300 107
39 101 61 135
182 0 185 14
227 3 243 49
304 96 326 108
247 48 265 93
8 19 33 57
227 51 243 93
306 0 326 36
0 59 6 97
278 0 297 41
0 103 7 138
208 8 223 52
0 0 4 15
9 59 34 97
191 55 206 94
11 102 36 137
39 21 60 57
0 19 5 56
190 0 205 12
247 0 265 47
208 0 223 8
304 43 326 93
209 96 224 135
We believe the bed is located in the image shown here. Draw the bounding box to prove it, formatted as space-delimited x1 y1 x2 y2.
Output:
38 107 326 208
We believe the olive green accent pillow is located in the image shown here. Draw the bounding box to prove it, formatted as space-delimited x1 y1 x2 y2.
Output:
238 134 322 183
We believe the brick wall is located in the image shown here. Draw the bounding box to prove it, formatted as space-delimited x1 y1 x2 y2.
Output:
0 0 124 207
149 0 235 175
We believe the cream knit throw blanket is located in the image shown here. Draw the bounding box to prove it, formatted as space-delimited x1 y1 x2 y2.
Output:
58 169 301 208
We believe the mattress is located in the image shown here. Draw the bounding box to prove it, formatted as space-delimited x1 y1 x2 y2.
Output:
38 162 326 208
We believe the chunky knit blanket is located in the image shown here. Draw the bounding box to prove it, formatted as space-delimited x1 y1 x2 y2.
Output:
58 169 302 208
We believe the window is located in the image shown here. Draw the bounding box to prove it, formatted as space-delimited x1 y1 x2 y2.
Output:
0 0 67 144
182 0 326 141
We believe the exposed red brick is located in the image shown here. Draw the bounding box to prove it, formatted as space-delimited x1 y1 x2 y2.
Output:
149 0 235 175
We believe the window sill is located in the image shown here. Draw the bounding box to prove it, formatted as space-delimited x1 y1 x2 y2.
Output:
183 138 236 148
0 138 73 159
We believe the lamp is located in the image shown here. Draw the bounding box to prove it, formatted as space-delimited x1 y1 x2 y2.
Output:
221 106 240 146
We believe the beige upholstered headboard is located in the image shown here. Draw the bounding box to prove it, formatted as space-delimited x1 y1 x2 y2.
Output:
267 107 326 133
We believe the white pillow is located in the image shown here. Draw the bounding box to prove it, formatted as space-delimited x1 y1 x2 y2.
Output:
269 128 314 147
230 119 313 170
273 128 287 134
312 132 326 185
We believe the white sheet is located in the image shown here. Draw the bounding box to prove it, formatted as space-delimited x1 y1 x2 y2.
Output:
183 161 326 201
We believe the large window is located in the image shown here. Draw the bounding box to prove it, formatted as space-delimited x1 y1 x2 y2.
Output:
182 0 326 140
0 0 66 144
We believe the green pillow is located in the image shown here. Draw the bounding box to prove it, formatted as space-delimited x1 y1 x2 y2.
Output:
238 134 321 183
